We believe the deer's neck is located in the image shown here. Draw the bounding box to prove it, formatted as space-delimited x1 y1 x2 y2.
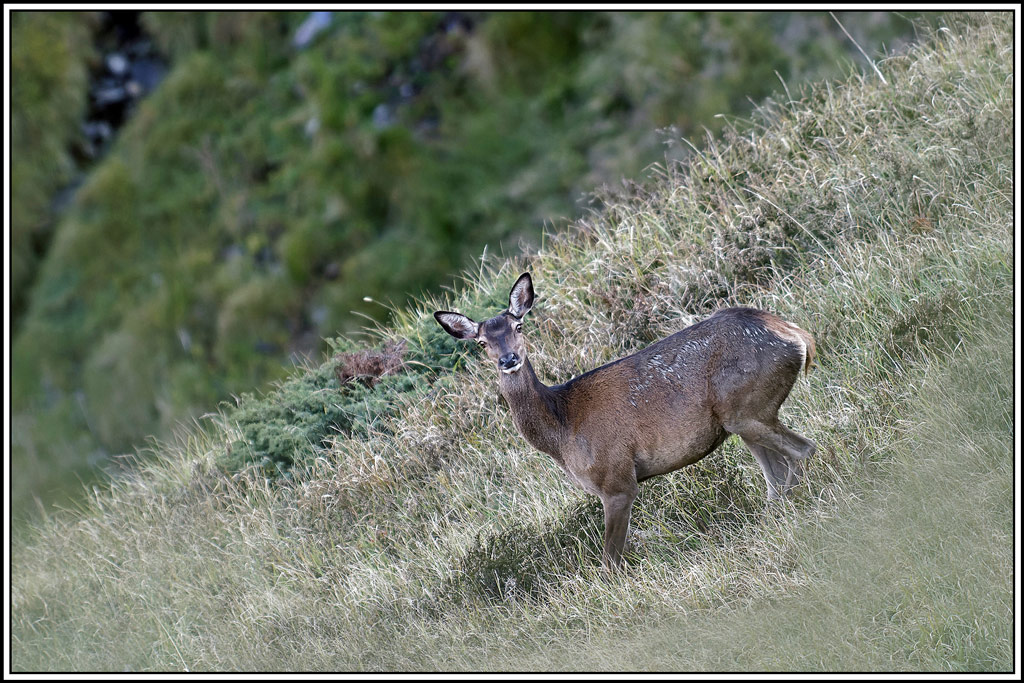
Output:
498 358 568 459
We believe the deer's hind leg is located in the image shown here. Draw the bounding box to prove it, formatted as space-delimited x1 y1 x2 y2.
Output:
726 417 815 501
743 440 803 499
725 418 816 463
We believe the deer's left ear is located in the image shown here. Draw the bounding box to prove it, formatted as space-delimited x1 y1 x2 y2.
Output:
508 272 534 319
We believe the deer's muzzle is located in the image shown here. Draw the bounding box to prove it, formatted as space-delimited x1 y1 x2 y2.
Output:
499 353 522 374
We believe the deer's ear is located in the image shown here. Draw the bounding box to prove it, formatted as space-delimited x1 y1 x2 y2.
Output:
434 311 479 340
508 272 534 319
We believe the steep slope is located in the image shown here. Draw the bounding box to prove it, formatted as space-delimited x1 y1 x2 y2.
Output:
10 13 1013 672
10 11 929 517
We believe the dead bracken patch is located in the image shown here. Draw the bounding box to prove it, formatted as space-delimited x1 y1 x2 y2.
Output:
333 339 408 387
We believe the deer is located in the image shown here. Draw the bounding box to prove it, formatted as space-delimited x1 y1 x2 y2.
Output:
434 272 817 570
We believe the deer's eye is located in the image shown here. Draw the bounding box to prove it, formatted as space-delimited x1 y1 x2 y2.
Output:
477 340 487 348
515 323 523 333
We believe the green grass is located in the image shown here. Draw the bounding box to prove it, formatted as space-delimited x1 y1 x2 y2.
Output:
9 12 1013 672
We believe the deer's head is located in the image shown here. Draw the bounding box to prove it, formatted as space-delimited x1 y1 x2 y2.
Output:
434 272 535 375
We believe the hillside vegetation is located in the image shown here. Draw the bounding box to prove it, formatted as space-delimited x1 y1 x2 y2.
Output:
10 12 95 326
10 13 1013 672
10 11 929 517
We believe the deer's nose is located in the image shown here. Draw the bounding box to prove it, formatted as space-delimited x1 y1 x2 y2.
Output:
499 352 521 372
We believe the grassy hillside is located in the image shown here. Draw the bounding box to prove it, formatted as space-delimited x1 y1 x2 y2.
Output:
10 13 1013 672
10 10 930 518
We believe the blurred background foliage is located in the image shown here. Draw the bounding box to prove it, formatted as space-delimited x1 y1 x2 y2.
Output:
11 11 97 329
10 10 932 518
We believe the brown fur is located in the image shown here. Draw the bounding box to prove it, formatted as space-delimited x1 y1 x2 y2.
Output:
760 312 816 375
435 274 817 570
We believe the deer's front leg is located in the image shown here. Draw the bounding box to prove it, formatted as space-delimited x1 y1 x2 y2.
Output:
600 488 638 570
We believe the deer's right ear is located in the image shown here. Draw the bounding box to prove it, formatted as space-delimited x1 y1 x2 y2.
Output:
434 311 479 340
